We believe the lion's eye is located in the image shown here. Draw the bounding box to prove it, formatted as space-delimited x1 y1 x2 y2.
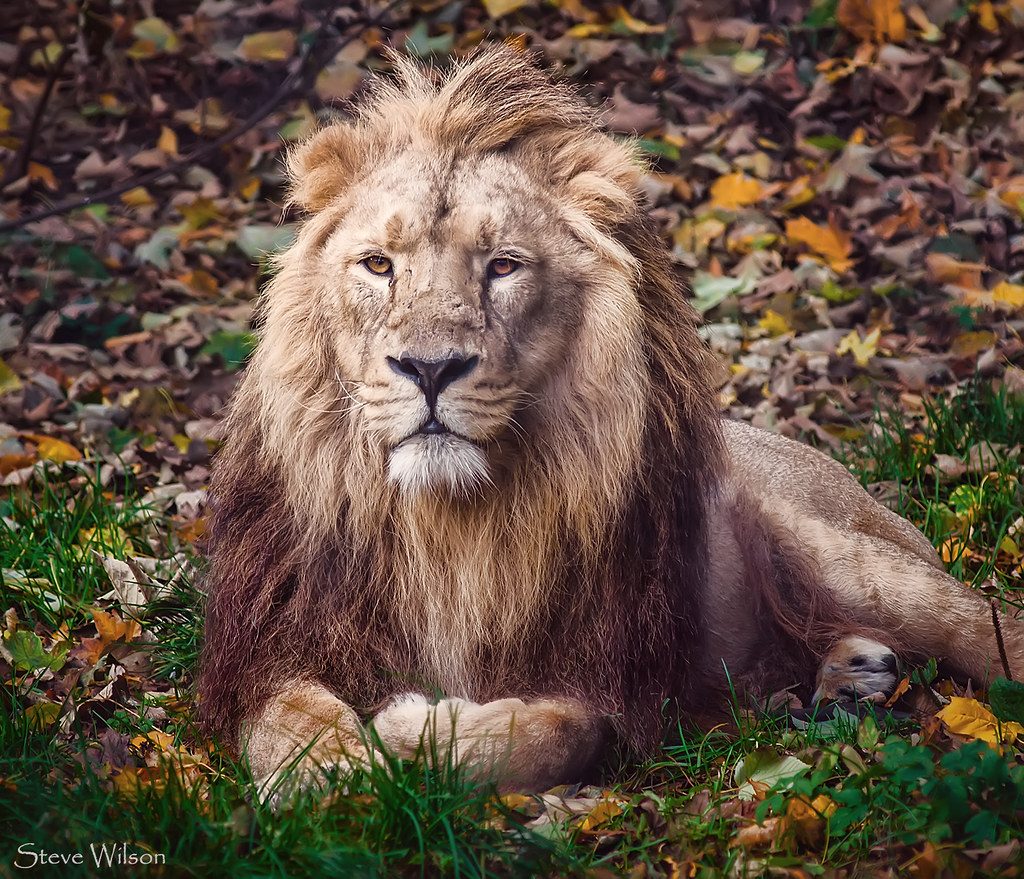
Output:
488 257 519 279
361 254 393 276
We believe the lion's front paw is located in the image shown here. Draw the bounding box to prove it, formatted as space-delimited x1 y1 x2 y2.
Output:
814 636 899 704
258 748 373 808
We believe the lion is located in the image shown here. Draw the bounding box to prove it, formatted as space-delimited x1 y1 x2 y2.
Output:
197 46 1024 798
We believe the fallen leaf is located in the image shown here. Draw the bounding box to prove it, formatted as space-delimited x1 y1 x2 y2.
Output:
0 358 22 396
92 608 142 645
128 17 180 59
734 750 810 801
23 433 82 464
758 309 792 337
614 6 667 33
836 327 881 367
482 0 530 17
992 281 1024 310
786 216 854 272
709 172 764 210
838 0 906 42
579 796 624 831
237 30 296 62
157 126 178 156
936 696 1024 744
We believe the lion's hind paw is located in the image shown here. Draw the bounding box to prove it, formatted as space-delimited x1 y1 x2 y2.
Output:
813 635 899 704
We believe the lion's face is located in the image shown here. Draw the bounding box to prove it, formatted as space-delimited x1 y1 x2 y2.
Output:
316 148 605 496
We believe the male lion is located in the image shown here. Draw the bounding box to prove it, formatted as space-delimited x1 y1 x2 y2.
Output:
198 47 1023 797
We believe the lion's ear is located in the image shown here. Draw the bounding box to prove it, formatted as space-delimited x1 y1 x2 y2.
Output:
285 124 367 213
547 135 646 228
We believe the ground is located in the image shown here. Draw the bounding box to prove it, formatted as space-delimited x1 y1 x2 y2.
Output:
2 0 1024 876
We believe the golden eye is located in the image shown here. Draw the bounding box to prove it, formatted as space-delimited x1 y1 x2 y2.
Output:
362 254 393 276
488 257 519 278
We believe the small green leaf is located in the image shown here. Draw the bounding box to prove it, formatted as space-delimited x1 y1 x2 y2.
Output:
636 138 681 162
236 224 295 260
201 331 256 372
7 630 68 672
989 677 1024 725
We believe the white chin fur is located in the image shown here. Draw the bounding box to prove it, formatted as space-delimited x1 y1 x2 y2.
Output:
388 434 491 497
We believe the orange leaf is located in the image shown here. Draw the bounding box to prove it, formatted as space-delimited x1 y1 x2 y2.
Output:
786 216 854 272
92 608 141 645
27 162 57 190
838 0 906 42
709 172 764 210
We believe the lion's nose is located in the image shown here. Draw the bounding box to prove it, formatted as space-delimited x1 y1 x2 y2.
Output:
386 354 479 407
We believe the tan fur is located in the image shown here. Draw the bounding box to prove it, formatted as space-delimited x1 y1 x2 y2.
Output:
199 47 1024 799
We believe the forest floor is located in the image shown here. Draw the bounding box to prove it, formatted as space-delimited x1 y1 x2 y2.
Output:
2 0 1024 875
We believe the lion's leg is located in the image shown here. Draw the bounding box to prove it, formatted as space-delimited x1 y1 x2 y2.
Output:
244 680 370 801
796 515 1024 685
369 694 609 792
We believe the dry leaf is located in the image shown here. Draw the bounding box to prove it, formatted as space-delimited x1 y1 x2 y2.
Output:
157 126 178 156
92 608 142 645
710 172 764 209
579 797 624 832
482 0 530 18
992 281 1024 310
237 30 296 63
836 327 881 367
786 216 854 272
838 0 907 43
23 433 82 464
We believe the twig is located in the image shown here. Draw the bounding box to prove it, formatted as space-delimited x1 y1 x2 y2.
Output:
0 0 406 234
991 591 1012 681
1 44 74 189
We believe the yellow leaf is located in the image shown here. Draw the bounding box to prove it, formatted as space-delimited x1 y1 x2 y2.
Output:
977 0 999 31
836 327 880 367
77 524 134 555
579 797 624 831
121 186 154 207
26 702 61 730
566 22 608 37
0 358 22 396
132 729 177 752
157 125 178 156
709 172 764 210
237 30 296 62
0 105 10 132
951 330 996 358
786 794 836 847
937 696 1024 744
483 0 530 15
992 281 1024 310
838 0 906 42
128 17 180 59
758 309 791 337
614 6 667 33
24 433 82 464
786 216 854 272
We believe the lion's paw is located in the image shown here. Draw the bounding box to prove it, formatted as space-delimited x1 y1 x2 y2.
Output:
257 749 373 809
814 636 899 704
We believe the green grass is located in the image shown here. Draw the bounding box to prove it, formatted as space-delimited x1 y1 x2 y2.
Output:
2 381 1024 876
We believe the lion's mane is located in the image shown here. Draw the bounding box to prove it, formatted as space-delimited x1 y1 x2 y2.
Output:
198 48 842 752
